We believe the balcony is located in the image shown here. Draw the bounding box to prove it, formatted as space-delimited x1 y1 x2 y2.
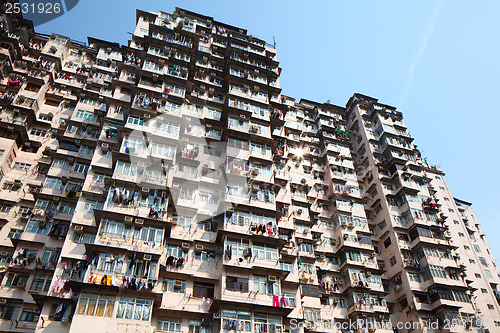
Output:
132 94 159 111
94 232 163 255
220 289 293 314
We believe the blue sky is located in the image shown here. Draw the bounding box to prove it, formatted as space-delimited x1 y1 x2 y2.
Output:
38 1 500 259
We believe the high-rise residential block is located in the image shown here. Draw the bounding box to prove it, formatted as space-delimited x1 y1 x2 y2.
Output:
0 6 498 333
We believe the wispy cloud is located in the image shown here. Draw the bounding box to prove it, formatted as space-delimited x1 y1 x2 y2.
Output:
400 0 444 106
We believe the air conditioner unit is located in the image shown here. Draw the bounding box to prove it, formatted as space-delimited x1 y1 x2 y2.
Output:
74 225 83 233
38 222 46 229
67 157 75 162
75 139 81 145
174 280 183 288
143 254 152 261
135 218 144 225
195 244 204 252
101 143 109 152
124 216 134 224
53 197 59 202
16 282 26 289
0 252 7 257
143 114 151 119
182 242 190 250
343 234 349 240
137 162 145 169
332 239 336 246
301 178 306 184
267 276 277 282
297 238 303 243
239 114 247 119
251 185 259 192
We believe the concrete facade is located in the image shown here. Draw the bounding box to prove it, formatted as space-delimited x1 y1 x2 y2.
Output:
0 6 498 333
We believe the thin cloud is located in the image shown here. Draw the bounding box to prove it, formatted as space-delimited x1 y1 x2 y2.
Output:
400 0 444 106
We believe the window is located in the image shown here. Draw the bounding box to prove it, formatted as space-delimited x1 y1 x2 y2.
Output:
127 115 144 126
127 259 158 279
151 143 176 158
0 204 13 213
30 128 47 137
116 297 152 321
384 237 392 248
226 276 249 292
157 121 180 136
157 317 182 332
390 256 397 266
12 162 31 171
178 164 197 175
175 215 192 227
72 232 96 244
228 136 249 150
52 159 71 170
0 303 21 320
475 273 481 278
203 145 221 156
19 308 39 322
485 270 493 278
83 199 104 211
252 244 278 261
163 279 186 293
221 310 251 332
193 282 214 298
166 245 188 259
304 308 321 322
254 275 280 296
74 163 89 173
25 220 52 235
197 219 218 231
75 109 97 121
115 161 138 176
194 250 216 262
298 243 314 253
469 259 475 263
408 272 422 283
5 273 30 287
30 274 52 292
301 284 319 297
488 304 495 310
77 294 115 317
474 245 481 252
8 228 22 239
189 320 211 333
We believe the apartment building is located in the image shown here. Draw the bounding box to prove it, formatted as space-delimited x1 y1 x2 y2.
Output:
0 5 498 333
346 94 500 332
